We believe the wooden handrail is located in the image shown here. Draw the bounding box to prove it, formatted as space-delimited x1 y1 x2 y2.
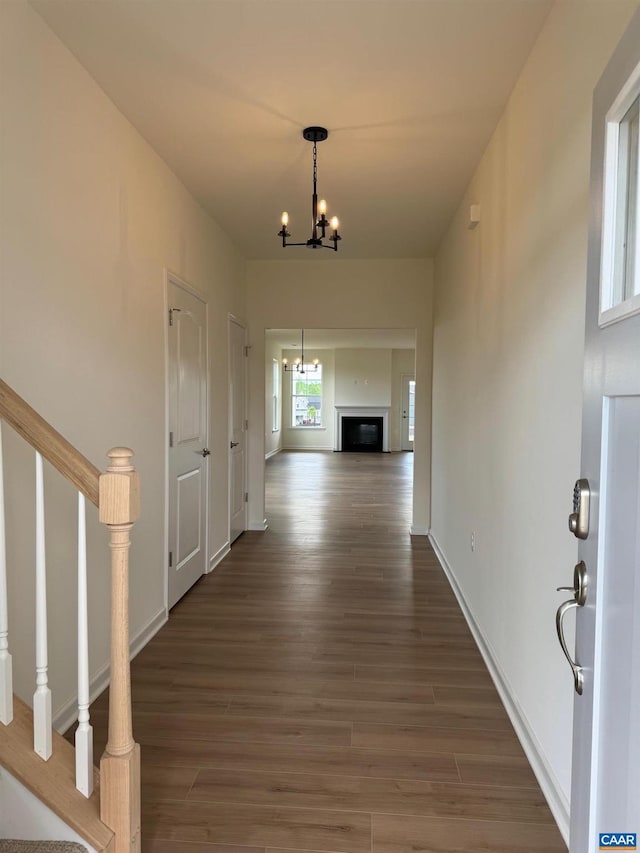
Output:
0 379 100 506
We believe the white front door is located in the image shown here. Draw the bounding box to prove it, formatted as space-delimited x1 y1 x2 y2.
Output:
229 316 247 544
567 12 640 852
167 278 208 609
401 374 415 452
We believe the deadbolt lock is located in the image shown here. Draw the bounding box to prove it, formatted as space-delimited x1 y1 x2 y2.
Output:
568 478 590 540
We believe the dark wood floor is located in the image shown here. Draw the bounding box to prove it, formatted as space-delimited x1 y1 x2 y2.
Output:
80 451 566 852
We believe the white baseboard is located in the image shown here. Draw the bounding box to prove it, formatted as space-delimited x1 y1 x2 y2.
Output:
209 541 230 572
248 519 268 531
428 533 570 847
265 448 281 460
282 445 333 452
410 525 429 536
53 606 167 734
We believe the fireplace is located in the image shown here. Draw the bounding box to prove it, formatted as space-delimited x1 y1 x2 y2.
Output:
341 416 383 452
335 406 390 452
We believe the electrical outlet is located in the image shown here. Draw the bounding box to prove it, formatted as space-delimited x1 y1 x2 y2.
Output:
470 531 476 552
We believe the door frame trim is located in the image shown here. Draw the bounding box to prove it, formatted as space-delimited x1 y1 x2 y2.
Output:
164 269 210 612
227 313 248 542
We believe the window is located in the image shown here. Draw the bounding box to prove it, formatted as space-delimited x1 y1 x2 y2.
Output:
291 365 323 427
272 359 280 432
612 96 639 306
601 77 640 325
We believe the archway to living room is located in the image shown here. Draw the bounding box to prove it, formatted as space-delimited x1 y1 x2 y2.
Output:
245 315 431 533
260 327 417 555
266 329 416 454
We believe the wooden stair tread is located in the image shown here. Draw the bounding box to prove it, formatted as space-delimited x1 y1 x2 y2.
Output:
0 697 114 853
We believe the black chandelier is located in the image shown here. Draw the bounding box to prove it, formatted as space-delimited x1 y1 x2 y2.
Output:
282 329 320 374
278 127 342 252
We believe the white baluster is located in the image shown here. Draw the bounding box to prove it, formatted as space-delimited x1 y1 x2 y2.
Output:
0 424 13 725
33 452 51 759
75 491 93 796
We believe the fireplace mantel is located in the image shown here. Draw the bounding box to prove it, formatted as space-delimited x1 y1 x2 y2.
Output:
335 406 390 452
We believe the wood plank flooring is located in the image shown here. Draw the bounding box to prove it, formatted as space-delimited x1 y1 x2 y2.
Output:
74 451 566 852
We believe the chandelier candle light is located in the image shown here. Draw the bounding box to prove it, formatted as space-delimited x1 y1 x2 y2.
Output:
278 127 341 252
282 329 320 374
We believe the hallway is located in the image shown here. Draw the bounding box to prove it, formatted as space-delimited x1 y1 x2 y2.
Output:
86 451 565 852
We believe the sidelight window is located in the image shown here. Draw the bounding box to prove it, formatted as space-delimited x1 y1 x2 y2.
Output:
601 82 640 325
272 359 280 432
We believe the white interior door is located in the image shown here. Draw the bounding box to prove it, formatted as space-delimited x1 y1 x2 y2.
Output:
167 279 208 609
401 374 415 451
567 13 640 852
229 316 247 544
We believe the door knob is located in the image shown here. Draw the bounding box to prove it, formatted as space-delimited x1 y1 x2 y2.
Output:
230 441 239 448
555 561 588 695
198 448 211 457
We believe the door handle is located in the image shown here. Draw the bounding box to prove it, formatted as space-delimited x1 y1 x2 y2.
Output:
230 441 239 448
555 561 588 695
556 600 584 695
198 448 211 457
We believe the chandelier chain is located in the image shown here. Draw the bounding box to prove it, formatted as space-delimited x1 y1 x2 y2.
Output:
313 142 318 189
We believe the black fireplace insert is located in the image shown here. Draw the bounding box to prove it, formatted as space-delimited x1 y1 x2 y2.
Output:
341 416 383 452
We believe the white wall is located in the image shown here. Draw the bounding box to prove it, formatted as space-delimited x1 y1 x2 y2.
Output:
246 259 432 534
334 349 392 407
0 767 96 849
0 1 246 721
430 0 637 840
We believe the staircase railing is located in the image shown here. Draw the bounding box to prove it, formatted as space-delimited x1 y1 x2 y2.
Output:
0 378 140 852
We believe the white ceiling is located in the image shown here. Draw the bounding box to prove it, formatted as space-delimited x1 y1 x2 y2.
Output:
31 0 553 260
266 328 416 350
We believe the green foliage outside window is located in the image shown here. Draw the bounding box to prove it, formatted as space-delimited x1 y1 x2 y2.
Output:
295 380 321 395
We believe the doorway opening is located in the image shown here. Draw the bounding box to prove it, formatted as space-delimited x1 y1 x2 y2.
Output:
264 326 417 523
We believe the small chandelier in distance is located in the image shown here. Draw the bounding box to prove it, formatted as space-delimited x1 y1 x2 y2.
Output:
278 127 342 252
282 329 320 374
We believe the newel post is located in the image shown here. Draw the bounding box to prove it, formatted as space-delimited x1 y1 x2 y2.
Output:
98 448 141 853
